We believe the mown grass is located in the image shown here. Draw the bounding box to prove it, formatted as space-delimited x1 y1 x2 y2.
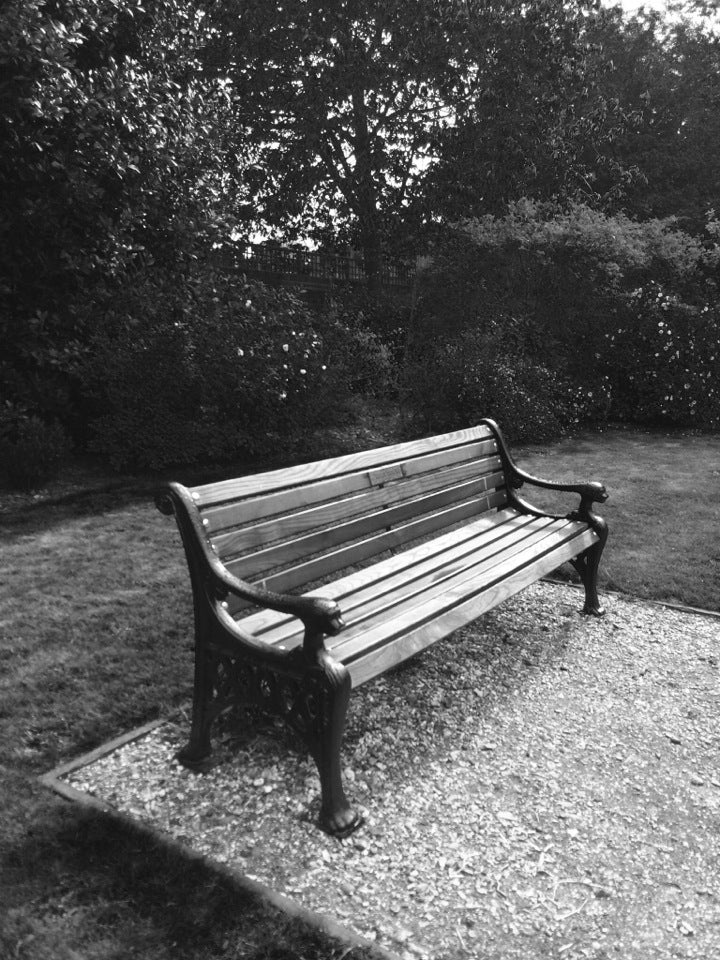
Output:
515 426 720 611
1 424 718 959
0 490 378 960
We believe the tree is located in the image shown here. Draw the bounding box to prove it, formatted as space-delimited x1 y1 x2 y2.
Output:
205 1 627 279
421 1 639 223
205 0 481 279
585 1 720 230
0 0 249 430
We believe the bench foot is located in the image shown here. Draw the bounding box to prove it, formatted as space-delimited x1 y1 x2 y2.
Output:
176 743 216 772
320 805 364 838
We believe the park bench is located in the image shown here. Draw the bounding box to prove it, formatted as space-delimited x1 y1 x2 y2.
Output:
156 419 608 837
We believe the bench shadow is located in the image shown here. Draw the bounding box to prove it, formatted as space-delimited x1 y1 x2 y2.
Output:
5 795 373 960
203 578 584 821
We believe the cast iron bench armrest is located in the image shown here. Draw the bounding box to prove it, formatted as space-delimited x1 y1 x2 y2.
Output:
156 484 345 660
480 419 608 522
214 566 345 650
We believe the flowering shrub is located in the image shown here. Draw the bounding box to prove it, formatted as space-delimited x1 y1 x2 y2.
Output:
82 268 391 470
599 282 720 428
402 326 583 442
414 202 720 430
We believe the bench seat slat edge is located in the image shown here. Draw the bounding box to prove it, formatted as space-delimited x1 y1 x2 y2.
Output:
346 527 598 687
327 521 594 662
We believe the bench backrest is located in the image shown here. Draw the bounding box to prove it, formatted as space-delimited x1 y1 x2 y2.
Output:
187 424 508 614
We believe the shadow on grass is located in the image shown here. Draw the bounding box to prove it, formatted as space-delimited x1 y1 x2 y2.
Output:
2 791 377 960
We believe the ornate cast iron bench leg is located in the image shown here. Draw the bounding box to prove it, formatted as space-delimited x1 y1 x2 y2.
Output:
299 645 362 837
177 646 362 836
571 518 609 617
311 668 361 838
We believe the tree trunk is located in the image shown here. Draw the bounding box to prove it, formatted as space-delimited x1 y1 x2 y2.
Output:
351 83 381 294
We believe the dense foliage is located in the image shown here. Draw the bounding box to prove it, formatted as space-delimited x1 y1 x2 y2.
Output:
0 0 248 448
203 0 635 268
601 282 720 427
411 201 720 434
586 2 720 229
401 322 583 442
2 0 720 485
82 271 391 469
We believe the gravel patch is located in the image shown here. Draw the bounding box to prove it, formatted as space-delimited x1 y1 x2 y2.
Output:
62 583 720 960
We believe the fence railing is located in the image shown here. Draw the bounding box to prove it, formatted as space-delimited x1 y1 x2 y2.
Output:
222 243 414 288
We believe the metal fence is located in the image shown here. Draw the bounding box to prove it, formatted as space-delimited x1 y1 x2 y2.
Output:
226 243 414 288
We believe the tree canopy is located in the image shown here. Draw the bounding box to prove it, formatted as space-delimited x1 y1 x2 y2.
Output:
587 1 720 229
2 0 720 474
202 0 639 267
0 0 249 421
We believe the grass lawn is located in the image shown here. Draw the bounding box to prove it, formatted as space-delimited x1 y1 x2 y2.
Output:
1 424 718 959
515 426 720 612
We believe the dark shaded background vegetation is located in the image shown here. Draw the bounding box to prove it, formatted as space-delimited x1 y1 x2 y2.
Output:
2 0 720 487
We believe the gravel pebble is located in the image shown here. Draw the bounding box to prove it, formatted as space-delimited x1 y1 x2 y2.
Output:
63 583 720 960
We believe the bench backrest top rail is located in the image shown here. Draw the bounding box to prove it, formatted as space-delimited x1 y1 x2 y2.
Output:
189 424 496 508
213 461 505 562
203 438 499 535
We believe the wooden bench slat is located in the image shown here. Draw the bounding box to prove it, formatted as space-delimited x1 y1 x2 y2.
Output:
310 509 529 615
211 457 504 560
190 424 495 507
223 473 506 580
243 512 549 646
224 488 508 614
241 507 527 636
202 439 499 533
329 520 590 664
347 527 598 687
236 510 518 638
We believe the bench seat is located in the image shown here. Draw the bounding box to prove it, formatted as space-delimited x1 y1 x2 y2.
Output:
157 418 608 836
239 509 598 687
